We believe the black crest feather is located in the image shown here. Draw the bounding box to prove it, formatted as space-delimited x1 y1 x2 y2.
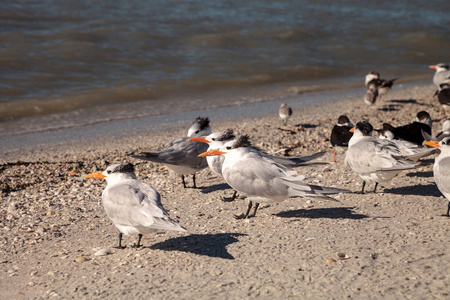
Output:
233 135 251 148
194 117 210 131
217 128 235 142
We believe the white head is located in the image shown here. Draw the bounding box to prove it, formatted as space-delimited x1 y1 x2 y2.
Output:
85 163 137 185
430 63 450 73
365 71 380 86
187 117 212 137
442 119 450 133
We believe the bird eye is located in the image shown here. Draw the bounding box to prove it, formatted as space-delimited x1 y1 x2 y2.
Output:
226 146 231 150
212 138 216 141
195 130 199 134
107 170 111 174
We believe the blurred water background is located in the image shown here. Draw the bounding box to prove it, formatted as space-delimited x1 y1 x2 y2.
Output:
0 0 448 135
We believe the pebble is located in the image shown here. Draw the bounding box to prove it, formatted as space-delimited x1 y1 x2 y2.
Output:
75 257 87 263
94 248 111 256
325 258 336 264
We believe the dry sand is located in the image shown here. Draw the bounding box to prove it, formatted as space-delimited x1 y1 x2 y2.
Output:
1 83 449 299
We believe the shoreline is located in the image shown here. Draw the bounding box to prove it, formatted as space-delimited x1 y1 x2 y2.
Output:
1 80 449 299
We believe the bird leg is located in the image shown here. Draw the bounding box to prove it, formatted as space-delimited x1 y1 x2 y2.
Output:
115 232 126 249
132 234 143 248
248 202 260 218
192 173 197 189
446 202 450 217
181 175 187 188
357 181 366 194
222 190 237 202
373 182 379 193
235 201 253 219
333 149 337 163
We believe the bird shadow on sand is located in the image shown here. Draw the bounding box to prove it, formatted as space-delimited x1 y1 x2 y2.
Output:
389 99 418 104
383 183 441 197
377 104 400 112
294 123 318 129
406 170 434 178
149 233 247 259
199 182 233 194
275 206 368 219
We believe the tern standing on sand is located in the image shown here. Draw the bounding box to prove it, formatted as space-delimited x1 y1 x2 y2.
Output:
85 163 186 249
200 135 348 219
430 63 450 89
424 137 450 216
330 115 354 162
345 120 430 194
131 117 212 188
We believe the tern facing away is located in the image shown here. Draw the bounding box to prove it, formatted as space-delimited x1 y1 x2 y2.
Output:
85 163 186 249
345 120 432 194
199 135 349 219
131 117 212 188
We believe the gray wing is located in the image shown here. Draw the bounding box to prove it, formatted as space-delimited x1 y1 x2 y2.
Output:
131 137 208 169
270 151 328 167
434 157 450 195
345 138 417 174
102 181 186 232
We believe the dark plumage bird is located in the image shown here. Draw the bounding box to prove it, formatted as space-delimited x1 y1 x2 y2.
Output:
437 81 450 118
378 111 432 146
330 115 354 162
364 71 398 104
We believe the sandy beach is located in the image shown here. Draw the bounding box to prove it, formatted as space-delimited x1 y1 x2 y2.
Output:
1 82 450 299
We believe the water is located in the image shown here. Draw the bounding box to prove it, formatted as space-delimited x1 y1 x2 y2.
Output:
0 0 448 136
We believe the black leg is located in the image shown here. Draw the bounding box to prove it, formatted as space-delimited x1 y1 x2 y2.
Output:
222 190 237 202
192 173 197 189
181 175 187 188
373 182 379 193
357 181 366 194
248 202 260 218
115 232 126 249
446 202 450 217
132 234 143 248
235 201 253 219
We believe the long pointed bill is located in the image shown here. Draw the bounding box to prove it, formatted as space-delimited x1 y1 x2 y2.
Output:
188 136 209 143
85 171 106 179
424 141 440 148
429 65 437 70
349 127 355 132
199 148 226 157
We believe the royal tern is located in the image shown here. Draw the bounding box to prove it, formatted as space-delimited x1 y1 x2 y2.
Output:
85 163 186 248
424 137 450 216
422 119 450 143
131 117 212 188
330 115 354 162
429 63 450 89
377 111 432 146
279 103 293 126
190 129 327 201
345 120 429 194
199 135 348 218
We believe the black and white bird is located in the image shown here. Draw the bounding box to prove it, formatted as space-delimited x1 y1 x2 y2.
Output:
85 163 186 249
377 111 432 146
131 117 212 188
424 137 450 216
330 115 354 162
364 71 398 104
199 135 349 219
437 80 450 118
279 103 293 126
345 120 433 194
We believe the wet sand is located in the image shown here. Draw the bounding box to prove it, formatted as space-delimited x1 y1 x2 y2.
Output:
1 82 449 299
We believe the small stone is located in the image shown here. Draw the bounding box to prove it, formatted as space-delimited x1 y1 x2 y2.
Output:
325 258 336 264
322 165 332 172
46 211 55 216
426 216 433 220
94 249 111 256
75 257 87 263
68 171 77 176
337 252 350 260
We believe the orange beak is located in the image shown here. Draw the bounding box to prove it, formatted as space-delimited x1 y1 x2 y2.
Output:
199 148 226 157
349 127 355 132
85 171 106 179
188 136 209 144
424 141 440 148
429 65 437 70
